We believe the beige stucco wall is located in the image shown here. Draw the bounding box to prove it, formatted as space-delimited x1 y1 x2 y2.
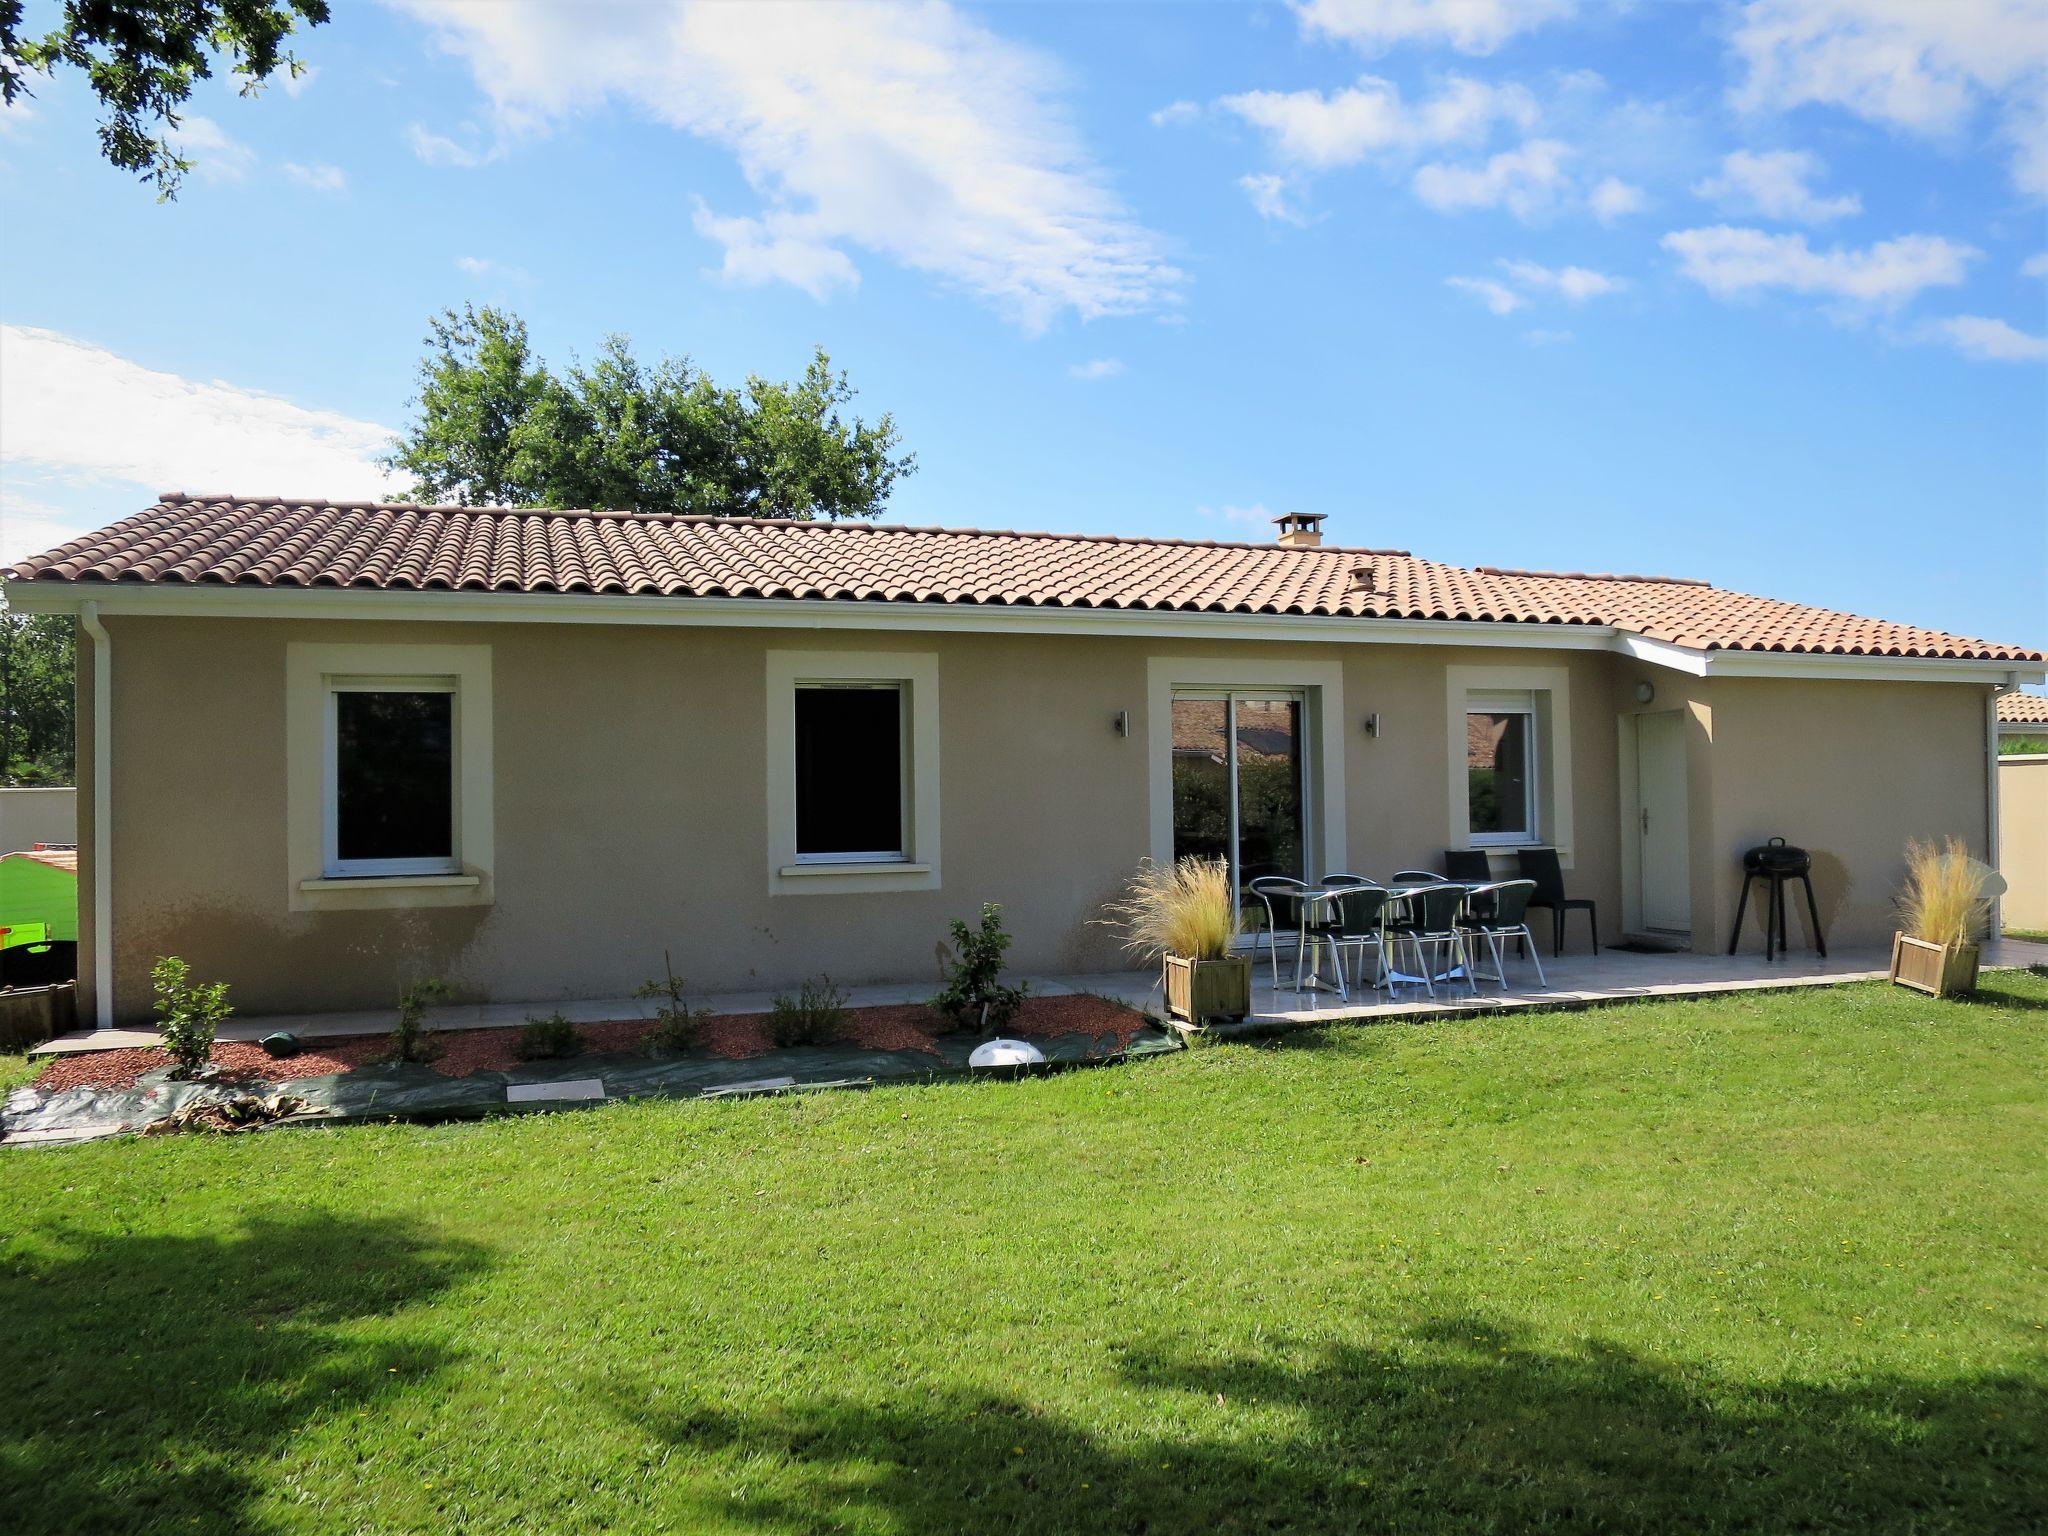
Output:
0 786 77 852
1700 677 1991 952
79 612 1997 1022
1998 755 2048 931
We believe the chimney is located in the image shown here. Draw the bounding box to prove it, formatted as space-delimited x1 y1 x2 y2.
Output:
1273 511 1326 548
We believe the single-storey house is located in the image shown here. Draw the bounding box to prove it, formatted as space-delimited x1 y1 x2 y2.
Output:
5 494 2042 1029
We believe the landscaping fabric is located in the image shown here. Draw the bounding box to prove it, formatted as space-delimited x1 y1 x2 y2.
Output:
1 1025 1179 1146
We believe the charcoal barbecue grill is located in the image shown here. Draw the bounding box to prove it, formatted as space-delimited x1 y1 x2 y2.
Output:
1728 837 1826 960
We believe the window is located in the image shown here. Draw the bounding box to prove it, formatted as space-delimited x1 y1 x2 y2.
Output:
794 683 906 861
765 650 940 894
326 681 459 875
287 642 491 911
1466 702 1535 844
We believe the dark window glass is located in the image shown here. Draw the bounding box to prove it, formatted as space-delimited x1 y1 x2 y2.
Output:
795 686 903 856
1467 711 1531 836
335 690 454 863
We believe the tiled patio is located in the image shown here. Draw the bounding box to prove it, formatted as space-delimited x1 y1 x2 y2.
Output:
31 933 2048 1055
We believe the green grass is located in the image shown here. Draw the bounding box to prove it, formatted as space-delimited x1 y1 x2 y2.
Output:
2005 928 2048 943
4 975 2045 1535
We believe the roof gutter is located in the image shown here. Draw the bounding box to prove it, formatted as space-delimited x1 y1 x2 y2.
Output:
79 600 113 1029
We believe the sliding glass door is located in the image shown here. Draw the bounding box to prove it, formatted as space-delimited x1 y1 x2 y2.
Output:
1170 691 1308 911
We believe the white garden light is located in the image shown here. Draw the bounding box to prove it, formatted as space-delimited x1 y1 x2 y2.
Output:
969 1038 1046 1068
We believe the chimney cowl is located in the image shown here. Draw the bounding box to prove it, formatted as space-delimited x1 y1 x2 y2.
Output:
1273 511 1326 548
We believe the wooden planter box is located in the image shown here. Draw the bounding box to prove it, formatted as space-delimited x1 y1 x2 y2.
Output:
1888 933 1980 998
1163 954 1251 1026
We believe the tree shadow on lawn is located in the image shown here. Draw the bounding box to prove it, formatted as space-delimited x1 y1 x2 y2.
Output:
613 1314 2043 1535
0 1213 488 1535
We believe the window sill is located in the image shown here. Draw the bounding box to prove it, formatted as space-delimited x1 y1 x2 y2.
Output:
778 861 932 878
300 873 482 892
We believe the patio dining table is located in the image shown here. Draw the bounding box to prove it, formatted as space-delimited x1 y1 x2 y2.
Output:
1275 881 1466 999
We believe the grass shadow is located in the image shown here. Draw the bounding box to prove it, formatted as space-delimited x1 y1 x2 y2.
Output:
0 1212 488 1534
609 1314 2043 1534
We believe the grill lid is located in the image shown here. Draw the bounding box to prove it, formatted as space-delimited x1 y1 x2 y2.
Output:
1743 836 1811 875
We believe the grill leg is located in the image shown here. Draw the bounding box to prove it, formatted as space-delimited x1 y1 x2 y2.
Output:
1729 874 1752 956
1799 873 1826 957
1765 876 1780 961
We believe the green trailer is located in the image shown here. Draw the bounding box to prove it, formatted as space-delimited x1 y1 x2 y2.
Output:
0 848 78 984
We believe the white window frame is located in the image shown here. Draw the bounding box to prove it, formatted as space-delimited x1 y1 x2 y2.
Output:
322 675 463 878
791 679 912 865
1464 691 1539 848
1444 663 1575 865
287 642 493 912
766 650 940 895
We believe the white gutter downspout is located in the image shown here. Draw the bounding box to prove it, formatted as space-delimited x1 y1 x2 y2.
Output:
80 601 113 1029
1987 676 2016 942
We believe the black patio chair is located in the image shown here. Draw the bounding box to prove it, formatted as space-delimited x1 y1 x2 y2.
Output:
1516 847 1598 957
1456 879 1546 990
1444 850 1492 883
1383 881 1476 999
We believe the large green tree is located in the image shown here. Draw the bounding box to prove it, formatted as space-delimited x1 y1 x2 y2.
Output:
1 0 328 198
385 306 916 520
0 606 75 786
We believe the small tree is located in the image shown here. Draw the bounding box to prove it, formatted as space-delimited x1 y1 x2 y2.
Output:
390 977 449 1064
933 904 1027 1034
635 952 708 1055
151 955 231 1077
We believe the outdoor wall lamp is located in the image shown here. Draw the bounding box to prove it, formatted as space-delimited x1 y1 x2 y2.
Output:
1363 712 1381 738
1635 681 1656 705
1112 710 1130 738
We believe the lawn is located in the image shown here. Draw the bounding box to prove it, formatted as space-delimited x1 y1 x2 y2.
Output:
3 973 2044 1535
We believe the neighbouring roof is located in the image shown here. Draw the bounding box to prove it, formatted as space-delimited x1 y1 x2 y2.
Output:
3 848 78 874
1998 692 2048 724
4 494 2041 663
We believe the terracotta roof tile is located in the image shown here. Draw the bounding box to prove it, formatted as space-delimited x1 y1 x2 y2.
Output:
1998 691 2048 723
3 494 2040 663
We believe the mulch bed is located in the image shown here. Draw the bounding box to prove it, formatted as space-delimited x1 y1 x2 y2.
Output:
29 994 1147 1096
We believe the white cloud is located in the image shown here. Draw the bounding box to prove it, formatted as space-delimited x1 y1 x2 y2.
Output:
281 160 348 193
1588 174 1645 222
1693 148 1860 223
1197 503 1281 532
281 64 321 99
1729 0 2048 196
1067 358 1125 379
1662 225 1977 307
1239 172 1308 224
169 114 256 182
1450 257 1623 314
1294 0 1579 56
1498 257 1623 299
1522 327 1575 344
0 493 100 571
1923 314 2048 361
1412 137 1571 218
1151 100 1201 127
2022 251 2048 277
690 204 860 301
388 0 1180 330
0 325 398 503
1447 275 1526 314
1218 74 1537 169
406 122 500 168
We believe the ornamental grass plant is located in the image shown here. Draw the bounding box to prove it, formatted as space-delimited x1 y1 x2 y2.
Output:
1895 836 1992 949
1102 856 1236 963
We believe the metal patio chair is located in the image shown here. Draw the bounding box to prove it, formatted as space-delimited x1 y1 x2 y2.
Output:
1456 879 1547 990
1325 883 1392 995
1245 875 1309 991
1383 881 1477 999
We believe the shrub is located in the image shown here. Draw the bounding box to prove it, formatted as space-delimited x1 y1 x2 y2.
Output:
770 976 849 1048
515 1012 583 1061
636 953 709 1056
1896 836 1993 949
933 903 1027 1034
151 955 231 1078
1098 856 1235 963
390 978 450 1064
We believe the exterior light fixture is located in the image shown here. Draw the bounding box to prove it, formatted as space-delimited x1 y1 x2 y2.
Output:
1113 710 1130 737
970 1038 1047 1067
1634 681 1656 705
1363 712 1381 738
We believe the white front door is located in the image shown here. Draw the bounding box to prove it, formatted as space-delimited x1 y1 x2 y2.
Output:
1635 710 1690 934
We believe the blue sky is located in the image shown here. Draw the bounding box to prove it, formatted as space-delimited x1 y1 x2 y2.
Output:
1 0 2043 655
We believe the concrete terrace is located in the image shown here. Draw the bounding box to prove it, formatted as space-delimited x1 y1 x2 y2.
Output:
32 934 2048 1055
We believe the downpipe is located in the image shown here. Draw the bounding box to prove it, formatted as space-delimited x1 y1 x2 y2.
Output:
80 601 112 1028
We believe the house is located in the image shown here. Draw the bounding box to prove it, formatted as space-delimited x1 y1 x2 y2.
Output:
1995 692 2048 932
4 494 2042 1029
1997 689 2048 750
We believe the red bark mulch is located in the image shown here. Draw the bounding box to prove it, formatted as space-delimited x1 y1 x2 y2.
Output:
30 993 1147 1096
